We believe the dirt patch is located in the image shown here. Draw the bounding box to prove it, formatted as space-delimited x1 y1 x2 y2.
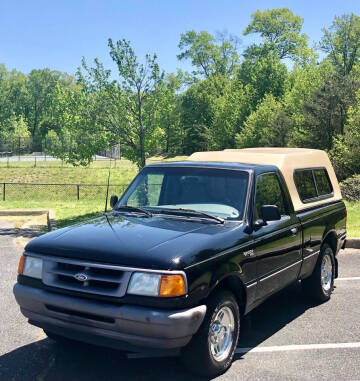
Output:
0 214 48 249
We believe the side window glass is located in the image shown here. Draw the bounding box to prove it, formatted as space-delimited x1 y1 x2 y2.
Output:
294 170 317 201
255 173 286 220
313 169 332 196
127 174 164 206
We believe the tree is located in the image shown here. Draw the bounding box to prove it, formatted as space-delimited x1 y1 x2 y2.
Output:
23 69 75 149
212 80 253 149
235 94 290 148
243 8 311 62
178 30 240 79
45 83 108 166
300 71 360 150
155 73 184 155
238 53 289 109
180 74 231 153
283 61 334 145
77 38 165 168
321 14 360 76
330 88 360 179
0 65 27 130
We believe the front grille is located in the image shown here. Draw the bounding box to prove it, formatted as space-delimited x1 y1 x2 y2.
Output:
42 257 132 297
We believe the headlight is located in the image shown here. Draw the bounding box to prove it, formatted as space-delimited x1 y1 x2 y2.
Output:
18 255 43 279
127 272 186 297
127 272 161 296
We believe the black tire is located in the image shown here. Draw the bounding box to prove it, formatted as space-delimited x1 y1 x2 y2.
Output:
180 290 240 377
302 243 335 303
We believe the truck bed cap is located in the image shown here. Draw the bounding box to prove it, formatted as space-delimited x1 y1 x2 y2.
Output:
187 148 342 212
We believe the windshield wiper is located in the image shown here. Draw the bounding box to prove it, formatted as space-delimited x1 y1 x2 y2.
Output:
113 205 152 217
154 207 224 224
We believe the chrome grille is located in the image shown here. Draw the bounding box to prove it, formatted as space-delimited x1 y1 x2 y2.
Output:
42 257 132 297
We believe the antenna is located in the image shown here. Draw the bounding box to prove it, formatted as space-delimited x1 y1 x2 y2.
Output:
104 162 111 213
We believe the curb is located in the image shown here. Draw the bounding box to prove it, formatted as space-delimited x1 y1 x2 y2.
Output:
0 209 56 231
346 238 360 249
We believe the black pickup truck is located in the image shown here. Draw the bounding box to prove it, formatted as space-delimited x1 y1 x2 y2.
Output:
14 148 347 377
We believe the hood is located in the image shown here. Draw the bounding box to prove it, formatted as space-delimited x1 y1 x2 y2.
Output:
25 213 243 270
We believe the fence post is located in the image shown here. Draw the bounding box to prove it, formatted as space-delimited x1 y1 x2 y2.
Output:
77 184 80 200
3 183 5 201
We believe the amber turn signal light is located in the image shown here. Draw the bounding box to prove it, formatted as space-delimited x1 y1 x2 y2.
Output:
159 274 186 297
18 255 26 275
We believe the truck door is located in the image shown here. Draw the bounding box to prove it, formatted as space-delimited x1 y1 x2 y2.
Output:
251 172 302 301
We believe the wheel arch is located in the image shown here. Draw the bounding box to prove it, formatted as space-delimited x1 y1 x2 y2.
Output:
322 230 338 278
208 273 247 316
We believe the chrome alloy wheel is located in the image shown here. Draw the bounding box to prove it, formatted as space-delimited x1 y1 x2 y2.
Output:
321 253 333 292
209 306 235 362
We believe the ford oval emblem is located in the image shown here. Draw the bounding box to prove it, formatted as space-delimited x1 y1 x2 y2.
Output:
74 273 88 282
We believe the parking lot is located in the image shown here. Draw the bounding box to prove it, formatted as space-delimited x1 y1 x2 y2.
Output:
0 219 359 381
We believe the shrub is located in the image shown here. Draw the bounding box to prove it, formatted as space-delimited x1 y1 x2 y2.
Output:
340 175 360 201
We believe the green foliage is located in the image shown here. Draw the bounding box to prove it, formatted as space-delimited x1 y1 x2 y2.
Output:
235 94 290 148
0 115 29 142
330 87 360 179
178 30 240 78
282 61 333 139
243 8 311 62
1 8 360 182
238 53 289 108
25 69 75 147
180 74 231 153
299 71 360 150
340 175 360 201
155 73 184 155
212 80 252 149
321 14 360 76
76 38 165 168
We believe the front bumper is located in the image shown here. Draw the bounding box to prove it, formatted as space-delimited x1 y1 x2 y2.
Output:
13 283 206 351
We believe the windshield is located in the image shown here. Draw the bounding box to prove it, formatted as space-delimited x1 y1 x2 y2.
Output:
117 166 249 221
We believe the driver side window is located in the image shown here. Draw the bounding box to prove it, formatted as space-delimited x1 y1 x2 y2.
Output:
255 173 287 220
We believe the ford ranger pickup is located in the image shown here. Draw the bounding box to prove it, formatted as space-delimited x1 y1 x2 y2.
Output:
14 148 347 377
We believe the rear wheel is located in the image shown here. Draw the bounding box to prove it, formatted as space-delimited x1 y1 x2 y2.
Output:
181 290 240 377
302 243 335 302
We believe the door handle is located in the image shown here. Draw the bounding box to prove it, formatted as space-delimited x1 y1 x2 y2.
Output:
290 227 298 236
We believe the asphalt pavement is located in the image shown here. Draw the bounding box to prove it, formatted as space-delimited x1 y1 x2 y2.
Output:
0 219 359 381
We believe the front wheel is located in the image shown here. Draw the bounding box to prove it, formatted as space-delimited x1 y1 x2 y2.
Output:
181 290 240 377
302 243 335 302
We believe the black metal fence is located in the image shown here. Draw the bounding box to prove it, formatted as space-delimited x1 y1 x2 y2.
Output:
0 182 129 202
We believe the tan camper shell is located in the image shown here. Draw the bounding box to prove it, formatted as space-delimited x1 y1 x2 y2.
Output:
187 147 342 212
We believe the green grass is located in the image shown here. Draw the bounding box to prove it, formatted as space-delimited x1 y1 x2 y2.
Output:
0 156 188 184
0 158 138 184
0 155 187 229
345 201 360 238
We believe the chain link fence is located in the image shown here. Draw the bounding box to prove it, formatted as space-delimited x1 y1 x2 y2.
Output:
0 137 121 168
0 183 129 202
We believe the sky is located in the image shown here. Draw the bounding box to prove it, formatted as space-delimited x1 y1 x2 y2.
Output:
1 0 360 76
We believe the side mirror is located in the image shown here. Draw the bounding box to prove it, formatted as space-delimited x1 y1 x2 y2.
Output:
110 194 119 209
261 205 281 222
